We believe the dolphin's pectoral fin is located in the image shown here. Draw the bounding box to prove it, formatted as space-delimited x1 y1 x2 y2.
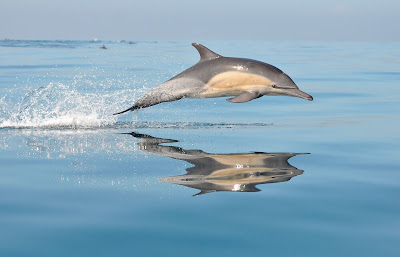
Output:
227 92 262 103
193 190 217 197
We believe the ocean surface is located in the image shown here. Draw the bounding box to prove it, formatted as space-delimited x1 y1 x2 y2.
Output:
0 39 399 256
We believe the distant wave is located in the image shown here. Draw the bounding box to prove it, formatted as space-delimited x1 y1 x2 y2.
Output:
0 40 94 49
0 39 157 49
0 64 86 70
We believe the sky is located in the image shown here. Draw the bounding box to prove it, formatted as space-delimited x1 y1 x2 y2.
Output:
1 0 399 41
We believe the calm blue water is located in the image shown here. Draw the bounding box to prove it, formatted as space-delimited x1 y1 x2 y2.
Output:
0 39 399 256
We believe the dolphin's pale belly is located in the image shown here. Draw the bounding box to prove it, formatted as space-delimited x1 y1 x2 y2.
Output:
194 71 273 98
206 153 277 166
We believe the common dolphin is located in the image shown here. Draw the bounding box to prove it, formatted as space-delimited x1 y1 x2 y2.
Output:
125 132 307 196
114 43 313 115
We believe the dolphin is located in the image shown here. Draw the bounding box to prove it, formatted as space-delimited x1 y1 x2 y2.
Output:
125 132 307 196
114 43 313 115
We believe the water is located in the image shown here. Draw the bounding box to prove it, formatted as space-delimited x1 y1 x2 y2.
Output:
0 39 399 256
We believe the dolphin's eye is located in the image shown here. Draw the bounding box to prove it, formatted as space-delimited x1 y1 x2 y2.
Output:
272 85 277 88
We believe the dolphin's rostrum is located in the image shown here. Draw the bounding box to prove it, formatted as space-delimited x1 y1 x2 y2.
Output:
114 43 313 115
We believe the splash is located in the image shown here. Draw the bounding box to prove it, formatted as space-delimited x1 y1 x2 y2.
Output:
0 80 144 129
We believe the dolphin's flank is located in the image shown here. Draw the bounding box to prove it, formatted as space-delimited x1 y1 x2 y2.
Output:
114 43 313 115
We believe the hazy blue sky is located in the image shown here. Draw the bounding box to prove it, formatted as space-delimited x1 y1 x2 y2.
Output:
1 0 399 41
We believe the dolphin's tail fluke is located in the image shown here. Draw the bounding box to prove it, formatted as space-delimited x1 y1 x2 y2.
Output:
113 105 138 115
113 99 160 115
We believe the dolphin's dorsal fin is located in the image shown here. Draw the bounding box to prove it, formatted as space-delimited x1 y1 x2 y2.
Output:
192 43 221 62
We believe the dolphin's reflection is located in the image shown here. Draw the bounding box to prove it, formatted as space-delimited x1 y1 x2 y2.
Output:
127 132 308 196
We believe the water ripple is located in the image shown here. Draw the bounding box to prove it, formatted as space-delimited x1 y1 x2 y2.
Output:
0 121 272 130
